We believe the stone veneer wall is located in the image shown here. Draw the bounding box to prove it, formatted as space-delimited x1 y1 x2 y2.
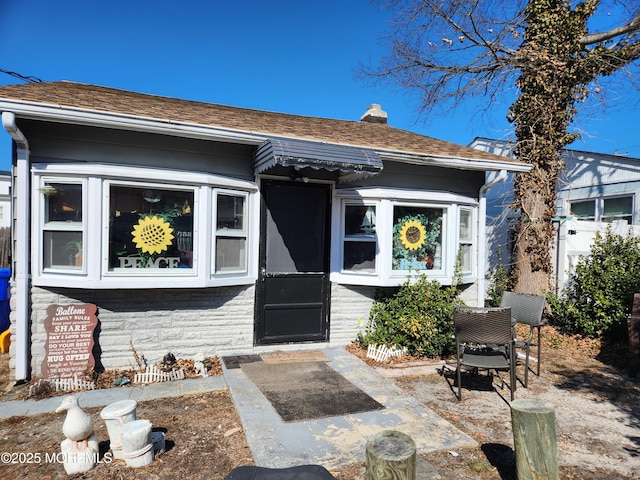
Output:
27 284 256 376
20 282 376 378
12 280 471 379
328 283 377 345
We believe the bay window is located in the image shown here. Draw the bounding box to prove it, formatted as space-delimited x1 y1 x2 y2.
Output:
33 164 256 288
334 188 477 286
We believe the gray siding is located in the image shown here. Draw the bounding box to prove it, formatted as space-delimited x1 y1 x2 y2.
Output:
20 120 256 180
340 160 485 197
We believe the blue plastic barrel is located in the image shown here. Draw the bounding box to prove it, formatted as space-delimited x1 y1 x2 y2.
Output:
0 268 10 333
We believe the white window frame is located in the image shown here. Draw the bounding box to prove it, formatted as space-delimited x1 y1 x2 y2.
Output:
36 176 87 275
458 206 475 276
213 189 249 276
569 199 597 221
332 187 478 287
569 195 634 223
388 201 448 278
31 163 258 289
602 195 634 223
341 201 379 275
103 179 199 278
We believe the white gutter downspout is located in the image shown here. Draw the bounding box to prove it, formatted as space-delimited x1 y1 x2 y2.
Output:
477 169 507 307
2 112 30 381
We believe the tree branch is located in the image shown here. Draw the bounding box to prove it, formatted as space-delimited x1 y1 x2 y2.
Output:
579 11 640 45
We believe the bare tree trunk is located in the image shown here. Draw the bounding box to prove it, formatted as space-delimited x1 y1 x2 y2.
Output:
512 186 555 294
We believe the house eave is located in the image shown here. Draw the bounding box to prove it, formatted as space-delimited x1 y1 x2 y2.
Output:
380 150 531 173
0 99 268 146
0 99 531 173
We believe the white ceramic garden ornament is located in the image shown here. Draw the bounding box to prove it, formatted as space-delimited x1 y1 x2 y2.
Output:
56 395 94 451
56 394 99 474
194 352 207 377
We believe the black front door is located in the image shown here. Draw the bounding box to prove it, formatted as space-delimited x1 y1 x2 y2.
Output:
256 179 330 345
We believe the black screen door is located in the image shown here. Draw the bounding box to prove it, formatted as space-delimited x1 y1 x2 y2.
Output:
256 179 330 344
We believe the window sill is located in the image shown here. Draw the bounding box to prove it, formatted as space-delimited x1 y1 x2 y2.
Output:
330 271 475 287
32 274 257 290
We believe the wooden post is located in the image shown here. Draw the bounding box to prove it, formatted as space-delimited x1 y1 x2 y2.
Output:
510 399 559 480
365 430 416 480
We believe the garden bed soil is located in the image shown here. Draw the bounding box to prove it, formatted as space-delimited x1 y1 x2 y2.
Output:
1 326 638 479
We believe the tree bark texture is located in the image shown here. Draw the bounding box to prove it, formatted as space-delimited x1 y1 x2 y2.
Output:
510 399 559 480
509 0 584 294
365 430 416 480
628 294 640 376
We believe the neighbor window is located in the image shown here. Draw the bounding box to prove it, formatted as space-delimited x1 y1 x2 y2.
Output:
602 197 633 223
41 180 84 271
570 200 596 220
570 196 633 223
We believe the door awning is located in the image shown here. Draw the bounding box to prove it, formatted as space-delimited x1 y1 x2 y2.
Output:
254 138 383 182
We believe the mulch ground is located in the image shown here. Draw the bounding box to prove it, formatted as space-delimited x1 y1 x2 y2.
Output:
0 326 638 479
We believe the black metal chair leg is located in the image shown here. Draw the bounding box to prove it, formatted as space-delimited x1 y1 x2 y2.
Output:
536 325 541 377
457 360 462 401
524 343 530 388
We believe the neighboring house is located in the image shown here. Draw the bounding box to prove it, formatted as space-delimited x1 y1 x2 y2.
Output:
0 82 528 381
0 171 11 229
471 137 640 294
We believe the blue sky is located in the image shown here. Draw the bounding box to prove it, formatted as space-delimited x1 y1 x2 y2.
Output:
0 0 638 172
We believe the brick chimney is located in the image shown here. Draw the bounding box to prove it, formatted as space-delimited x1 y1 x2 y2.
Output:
360 104 387 124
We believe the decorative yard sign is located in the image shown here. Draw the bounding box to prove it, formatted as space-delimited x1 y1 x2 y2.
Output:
42 303 98 379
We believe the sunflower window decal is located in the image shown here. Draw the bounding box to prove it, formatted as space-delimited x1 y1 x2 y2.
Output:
399 219 427 250
131 215 175 255
392 208 443 271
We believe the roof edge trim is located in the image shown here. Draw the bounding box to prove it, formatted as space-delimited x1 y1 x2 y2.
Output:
380 150 531 173
0 100 267 145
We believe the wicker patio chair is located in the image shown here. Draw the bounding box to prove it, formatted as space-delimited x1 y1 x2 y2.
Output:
453 306 516 401
500 291 546 387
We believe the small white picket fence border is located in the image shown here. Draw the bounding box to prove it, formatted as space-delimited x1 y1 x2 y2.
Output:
366 344 407 362
133 365 185 384
29 374 95 396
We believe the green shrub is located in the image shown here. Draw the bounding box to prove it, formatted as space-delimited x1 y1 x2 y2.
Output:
548 227 640 340
360 275 464 357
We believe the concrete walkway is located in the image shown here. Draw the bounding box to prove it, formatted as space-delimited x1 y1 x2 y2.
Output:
0 348 476 473
223 348 475 470
0 374 226 417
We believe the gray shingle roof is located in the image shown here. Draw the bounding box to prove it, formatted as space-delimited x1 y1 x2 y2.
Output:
0 81 523 166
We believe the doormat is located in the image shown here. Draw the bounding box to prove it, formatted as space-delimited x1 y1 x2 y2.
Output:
222 354 262 370
261 350 330 364
241 361 384 423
